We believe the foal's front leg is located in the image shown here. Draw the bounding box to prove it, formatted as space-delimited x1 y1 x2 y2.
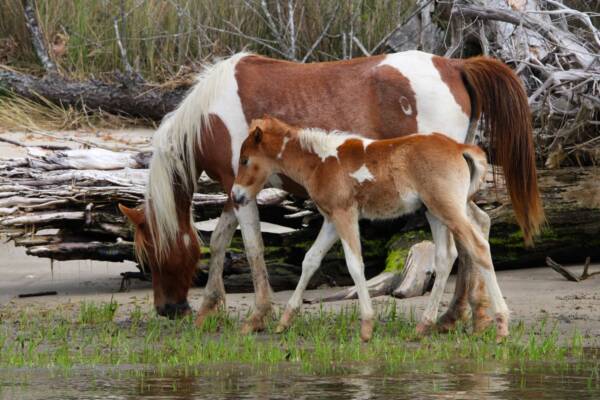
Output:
331 209 375 342
235 200 274 334
416 212 458 336
276 219 339 333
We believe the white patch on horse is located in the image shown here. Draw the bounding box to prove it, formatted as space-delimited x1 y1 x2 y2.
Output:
277 136 290 159
350 165 375 184
399 96 412 115
378 51 469 143
298 128 373 161
183 234 190 247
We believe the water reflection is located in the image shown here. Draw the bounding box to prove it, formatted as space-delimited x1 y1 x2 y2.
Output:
0 361 598 400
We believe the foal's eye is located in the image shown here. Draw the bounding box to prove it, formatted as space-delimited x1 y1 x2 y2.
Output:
241 157 249 166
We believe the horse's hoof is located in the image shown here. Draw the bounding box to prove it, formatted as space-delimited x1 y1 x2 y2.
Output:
416 319 434 337
194 307 217 328
360 319 374 342
472 315 494 334
494 313 509 342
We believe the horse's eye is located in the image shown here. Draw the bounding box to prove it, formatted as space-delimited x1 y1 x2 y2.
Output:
241 157 249 166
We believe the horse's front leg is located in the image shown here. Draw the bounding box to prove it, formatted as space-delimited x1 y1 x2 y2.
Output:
331 208 375 342
235 199 273 334
276 219 339 333
416 212 458 336
195 204 238 328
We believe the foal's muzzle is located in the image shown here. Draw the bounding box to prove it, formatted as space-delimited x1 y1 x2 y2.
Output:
156 300 191 319
231 185 249 206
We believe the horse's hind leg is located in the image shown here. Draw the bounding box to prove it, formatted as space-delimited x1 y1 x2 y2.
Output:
276 220 339 333
331 208 375 342
416 212 458 336
195 205 237 328
236 200 273 334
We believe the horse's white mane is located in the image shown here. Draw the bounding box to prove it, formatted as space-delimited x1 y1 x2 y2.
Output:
145 52 251 262
298 128 372 161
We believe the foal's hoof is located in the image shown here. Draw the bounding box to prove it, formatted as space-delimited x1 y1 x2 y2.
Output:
416 319 435 337
436 314 459 334
241 317 266 335
360 319 374 342
275 308 297 334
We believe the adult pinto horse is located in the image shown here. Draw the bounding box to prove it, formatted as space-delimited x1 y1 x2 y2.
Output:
119 51 543 333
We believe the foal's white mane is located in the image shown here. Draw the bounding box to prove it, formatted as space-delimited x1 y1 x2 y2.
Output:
146 52 251 261
297 128 372 161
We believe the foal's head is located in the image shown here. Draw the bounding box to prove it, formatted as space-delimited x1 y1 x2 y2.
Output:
232 117 293 206
119 203 200 319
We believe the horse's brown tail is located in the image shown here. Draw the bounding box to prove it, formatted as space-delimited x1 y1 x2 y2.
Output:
460 56 544 246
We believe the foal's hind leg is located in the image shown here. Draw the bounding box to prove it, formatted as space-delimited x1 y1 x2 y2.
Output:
416 212 458 336
195 206 237 328
452 220 510 342
276 220 338 333
236 200 273 334
437 202 492 333
465 202 493 333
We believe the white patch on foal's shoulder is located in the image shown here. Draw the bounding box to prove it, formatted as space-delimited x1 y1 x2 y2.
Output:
350 164 375 184
298 128 373 162
182 234 191 247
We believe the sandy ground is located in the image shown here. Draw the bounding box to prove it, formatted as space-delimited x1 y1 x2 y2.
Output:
1 241 598 344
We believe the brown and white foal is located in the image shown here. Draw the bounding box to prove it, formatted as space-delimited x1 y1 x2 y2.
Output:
232 117 510 342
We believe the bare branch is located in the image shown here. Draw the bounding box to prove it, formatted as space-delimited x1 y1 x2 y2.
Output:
301 3 340 63
22 0 58 74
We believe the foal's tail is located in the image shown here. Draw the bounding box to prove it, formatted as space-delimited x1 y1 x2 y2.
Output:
462 145 488 199
460 57 544 246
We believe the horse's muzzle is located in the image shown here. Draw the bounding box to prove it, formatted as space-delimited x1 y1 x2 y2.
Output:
156 300 191 319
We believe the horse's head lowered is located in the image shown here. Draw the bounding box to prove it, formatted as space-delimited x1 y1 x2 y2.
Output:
119 203 200 318
232 117 293 206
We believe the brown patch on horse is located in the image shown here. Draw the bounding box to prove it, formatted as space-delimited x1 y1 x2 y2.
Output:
197 114 235 193
432 56 471 117
237 54 417 137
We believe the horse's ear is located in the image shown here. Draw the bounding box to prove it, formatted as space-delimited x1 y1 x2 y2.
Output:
253 126 263 144
119 204 145 226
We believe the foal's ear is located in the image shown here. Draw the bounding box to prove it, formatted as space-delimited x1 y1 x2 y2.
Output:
253 126 263 144
119 204 145 226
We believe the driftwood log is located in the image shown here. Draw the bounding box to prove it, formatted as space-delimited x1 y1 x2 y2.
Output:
1 145 598 293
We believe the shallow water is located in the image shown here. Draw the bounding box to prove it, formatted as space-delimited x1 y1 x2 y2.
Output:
1 361 598 400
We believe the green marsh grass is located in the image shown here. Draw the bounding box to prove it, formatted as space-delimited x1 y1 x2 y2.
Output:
0 300 598 378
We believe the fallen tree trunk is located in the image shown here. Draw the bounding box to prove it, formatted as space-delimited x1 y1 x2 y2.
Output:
1 145 598 293
0 69 188 120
